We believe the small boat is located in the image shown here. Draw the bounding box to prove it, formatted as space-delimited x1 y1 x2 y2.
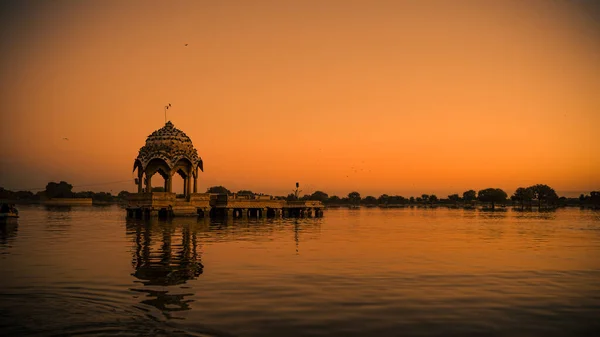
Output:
0 203 19 224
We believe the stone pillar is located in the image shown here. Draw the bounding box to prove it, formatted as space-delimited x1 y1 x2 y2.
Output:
242 208 248 219
183 177 187 196
193 167 198 193
262 208 268 218
283 209 289 218
306 208 313 218
203 207 211 218
166 173 173 193
186 175 192 197
137 171 143 193
227 208 234 218
275 209 282 218
145 173 152 192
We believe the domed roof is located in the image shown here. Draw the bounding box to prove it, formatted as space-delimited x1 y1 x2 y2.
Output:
134 121 203 172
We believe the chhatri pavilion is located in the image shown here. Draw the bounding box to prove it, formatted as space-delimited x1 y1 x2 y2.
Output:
126 121 323 219
133 121 203 195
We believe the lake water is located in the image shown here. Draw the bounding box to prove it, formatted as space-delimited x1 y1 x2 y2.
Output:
1 205 599 336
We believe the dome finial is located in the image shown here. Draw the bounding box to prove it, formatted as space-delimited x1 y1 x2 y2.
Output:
164 103 172 124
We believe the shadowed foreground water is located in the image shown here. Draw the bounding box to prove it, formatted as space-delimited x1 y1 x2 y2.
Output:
1 205 599 336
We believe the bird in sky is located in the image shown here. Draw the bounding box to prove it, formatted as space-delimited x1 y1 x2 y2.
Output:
184 43 188 46
63 138 69 141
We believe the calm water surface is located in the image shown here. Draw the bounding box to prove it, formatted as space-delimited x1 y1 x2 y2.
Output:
1 206 599 336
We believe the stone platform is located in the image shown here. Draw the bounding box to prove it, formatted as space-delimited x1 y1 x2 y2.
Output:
126 192 324 219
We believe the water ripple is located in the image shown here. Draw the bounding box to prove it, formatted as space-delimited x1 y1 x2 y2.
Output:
1 205 600 336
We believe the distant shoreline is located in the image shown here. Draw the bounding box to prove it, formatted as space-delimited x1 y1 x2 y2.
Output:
324 204 598 210
0 199 122 206
1 200 597 210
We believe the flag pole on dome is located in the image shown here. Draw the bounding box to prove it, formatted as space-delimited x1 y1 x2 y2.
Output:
164 103 171 124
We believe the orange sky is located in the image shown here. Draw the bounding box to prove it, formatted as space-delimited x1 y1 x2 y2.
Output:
0 0 598 197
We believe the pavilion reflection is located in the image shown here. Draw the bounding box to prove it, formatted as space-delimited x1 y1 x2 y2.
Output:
125 216 322 318
126 218 206 318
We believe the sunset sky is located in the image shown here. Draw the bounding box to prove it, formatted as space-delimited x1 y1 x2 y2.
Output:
0 0 598 198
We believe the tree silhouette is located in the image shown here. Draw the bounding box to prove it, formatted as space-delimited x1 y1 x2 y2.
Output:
448 194 461 204
206 186 231 195
388 195 406 205
327 195 341 204
529 184 558 209
309 191 329 202
45 181 73 198
117 191 130 199
429 195 438 205
362 196 377 205
236 190 254 196
512 187 534 209
463 190 476 203
477 188 507 210
348 191 361 205
378 194 389 205
421 194 429 204
591 191 600 205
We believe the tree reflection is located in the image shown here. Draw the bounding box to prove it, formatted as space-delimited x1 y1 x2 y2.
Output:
44 205 72 212
45 206 72 232
126 218 204 318
0 221 18 247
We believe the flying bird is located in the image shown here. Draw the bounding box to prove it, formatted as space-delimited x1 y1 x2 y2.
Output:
63 138 69 141
184 44 188 46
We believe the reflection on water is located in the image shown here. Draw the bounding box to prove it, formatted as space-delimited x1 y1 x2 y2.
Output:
0 222 18 255
0 205 599 337
125 216 322 322
127 219 204 318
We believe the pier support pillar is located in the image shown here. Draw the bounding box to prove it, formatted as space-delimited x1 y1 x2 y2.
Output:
242 208 249 219
283 209 289 218
275 209 282 218
227 208 234 218
199 207 209 218
306 208 313 218
262 208 268 218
